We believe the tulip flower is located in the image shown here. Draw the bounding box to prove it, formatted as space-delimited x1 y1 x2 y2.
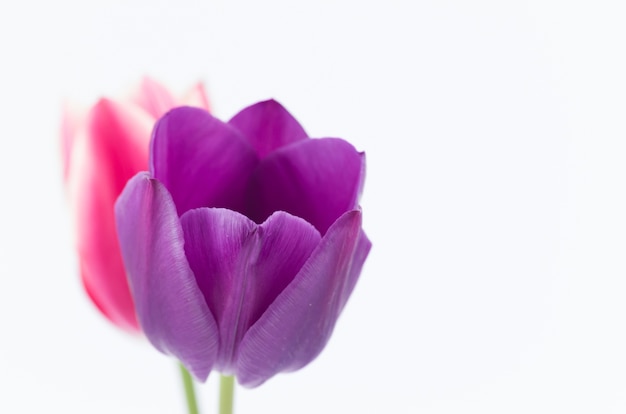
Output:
61 78 210 332
115 100 371 388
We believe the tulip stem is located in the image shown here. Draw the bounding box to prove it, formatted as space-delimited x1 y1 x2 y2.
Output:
179 363 200 414
219 375 235 414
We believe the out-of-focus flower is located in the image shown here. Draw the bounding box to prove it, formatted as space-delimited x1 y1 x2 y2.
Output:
61 78 210 332
115 100 371 386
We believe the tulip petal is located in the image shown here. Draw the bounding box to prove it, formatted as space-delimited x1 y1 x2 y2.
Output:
247 138 365 234
228 99 308 159
60 102 86 180
339 228 372 310
181 82 211 111
115 173 219 381
132 77 178 118
237 210 371 387
179 208 255 372
85 98 154 192
181 209 321 373
66 99 155 332
151 107 258 215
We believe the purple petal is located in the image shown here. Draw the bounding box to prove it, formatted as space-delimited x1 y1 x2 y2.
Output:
247 138 365 234
236 210 371 387
180 208 321 373
115 172 219 381
339 228 372 311
228 99 308 159
150 107 258 215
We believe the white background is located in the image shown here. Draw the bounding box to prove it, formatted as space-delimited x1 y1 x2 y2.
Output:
1 0 626 413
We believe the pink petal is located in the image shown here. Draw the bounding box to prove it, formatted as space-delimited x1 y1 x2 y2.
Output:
131 77 178 118
181 82 211 111
66 99 155 331
60 102 86 181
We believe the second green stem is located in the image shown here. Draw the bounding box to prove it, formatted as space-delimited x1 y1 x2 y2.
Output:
219 375 235 414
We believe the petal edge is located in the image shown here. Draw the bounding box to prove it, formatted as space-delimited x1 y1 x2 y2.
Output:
115 172 219 381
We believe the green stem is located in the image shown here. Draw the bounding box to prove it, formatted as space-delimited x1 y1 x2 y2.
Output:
219 375 235 414
179 363 200 414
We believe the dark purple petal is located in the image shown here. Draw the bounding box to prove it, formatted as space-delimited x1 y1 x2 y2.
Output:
228 99 308 159
115 172 219 381
180 208 321 373
247 138 365 234
236 210 371 387
150 107 258 215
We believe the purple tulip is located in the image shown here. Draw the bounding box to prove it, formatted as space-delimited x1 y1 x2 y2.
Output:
115 100 371 387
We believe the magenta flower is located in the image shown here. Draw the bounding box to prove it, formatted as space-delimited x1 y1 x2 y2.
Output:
61 78 210 332
115 100 371 387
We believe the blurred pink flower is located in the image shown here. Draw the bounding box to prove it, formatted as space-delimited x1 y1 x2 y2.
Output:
61 77 210 332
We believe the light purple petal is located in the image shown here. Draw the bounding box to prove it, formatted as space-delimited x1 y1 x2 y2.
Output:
236 210 371 387
179 208 255 373
150 107 258 215
339 229 372 310
247 138 365 234
228 99 308 159
115 172 219 381
180 208 321 373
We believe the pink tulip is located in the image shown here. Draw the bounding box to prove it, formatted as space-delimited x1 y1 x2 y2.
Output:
61 78 210 332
